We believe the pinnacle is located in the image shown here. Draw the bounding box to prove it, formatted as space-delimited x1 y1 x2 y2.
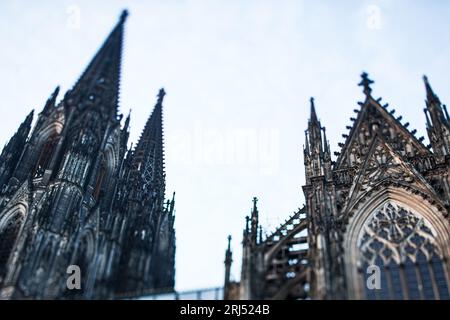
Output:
157 88 166 105
67 10 127 118
120 9 129 23
310 97 318 122
423 74 440 105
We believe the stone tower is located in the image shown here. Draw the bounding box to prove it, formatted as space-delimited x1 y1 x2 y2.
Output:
0 10 176 299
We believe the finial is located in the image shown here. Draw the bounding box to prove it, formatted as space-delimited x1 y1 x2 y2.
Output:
120 9 129 23
252 196 258 207
157 88 166 104
52 86 60 98
423 75 433 95
24 110 34 126
423 75 440 104
245 216 250 232
27 109 34 119
227 235 232 250
423 75 429 85
310 97 318 122
358 72 374 95
43 86 60 113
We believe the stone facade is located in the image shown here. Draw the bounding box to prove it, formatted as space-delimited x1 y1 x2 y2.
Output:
225 73 450 300
0 11 175 299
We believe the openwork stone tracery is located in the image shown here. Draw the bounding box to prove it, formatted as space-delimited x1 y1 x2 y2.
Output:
0 11 176 299
359 202 441 266
226 73 450 300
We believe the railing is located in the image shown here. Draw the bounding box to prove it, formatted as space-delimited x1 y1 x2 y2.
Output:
133 287 224 300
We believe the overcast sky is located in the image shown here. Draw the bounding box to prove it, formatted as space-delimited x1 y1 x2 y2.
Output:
1 0 450 292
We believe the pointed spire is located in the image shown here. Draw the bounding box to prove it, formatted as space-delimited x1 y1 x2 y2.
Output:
16 109 34 139
65 10 128 116
310 97 318 124
422 75 450 156
307 97 323 155
423 75 447 126
129 88 167 202
358 72 374 96
42 86 60 115
157 88 166 104
0 110 34 187
224 234 233 297
304 97 332 180
250 197 259 245
24 110 34 128
322 127 330 154
423 75 440 105
120 9 129 22
136 88 166 150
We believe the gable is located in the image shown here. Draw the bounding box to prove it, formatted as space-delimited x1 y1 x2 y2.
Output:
335 97 430 170
343 135 440 212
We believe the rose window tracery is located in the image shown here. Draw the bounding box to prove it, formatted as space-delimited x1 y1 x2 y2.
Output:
357 202 449 299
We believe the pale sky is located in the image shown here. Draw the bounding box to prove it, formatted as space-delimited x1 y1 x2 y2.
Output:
1 0 449 292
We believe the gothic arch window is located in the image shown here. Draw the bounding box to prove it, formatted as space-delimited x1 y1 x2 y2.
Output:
93 144 117 204
355 202 449 300
0 211 25 283
93 159 107 201
35 134 59 175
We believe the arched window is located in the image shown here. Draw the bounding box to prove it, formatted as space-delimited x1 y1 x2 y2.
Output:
93 159 107 201
35 135 59 175
0 212 25 282
357 202 449 300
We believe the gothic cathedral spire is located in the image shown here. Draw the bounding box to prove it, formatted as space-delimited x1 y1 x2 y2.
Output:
250 197 259 246
130 88 167 203
304 97 331 182
423 75 450 157
116 88 174 294
0 10 177 300
0 111 34 189
65 10 128 119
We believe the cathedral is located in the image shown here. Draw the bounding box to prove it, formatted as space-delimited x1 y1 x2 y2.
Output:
0 11 176 299
224 73 450 300
1 8 449 302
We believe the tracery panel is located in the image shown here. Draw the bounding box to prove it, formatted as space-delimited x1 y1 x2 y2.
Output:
357 202 449 300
